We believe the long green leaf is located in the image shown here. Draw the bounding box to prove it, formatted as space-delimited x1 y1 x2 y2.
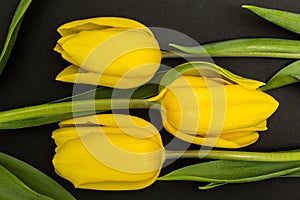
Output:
243 5 300 35
158 159 300 189
0 152 76 200
0 0 32 75
260 60 300 91
0 165 53 200
198 168 300 189
169 38 300 59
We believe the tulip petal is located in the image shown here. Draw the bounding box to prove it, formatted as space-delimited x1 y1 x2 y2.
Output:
58 114 163 151
159 65 279 148
59 29 160 73
53 126 162 151
53 137 161 190
56 65 156 88
52 114 164 191
54 17 161 89
54 35 77 58
59 114 157 133
162 81 278 134
164 121 259 148
57 17 154 37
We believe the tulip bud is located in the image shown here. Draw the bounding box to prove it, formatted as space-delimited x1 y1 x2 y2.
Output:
54 17 161 89
52 114 164 190
152 62 279 148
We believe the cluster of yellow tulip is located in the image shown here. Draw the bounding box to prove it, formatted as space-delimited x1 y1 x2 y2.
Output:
53 114 164 190
52 17 279 190
54 17 161 89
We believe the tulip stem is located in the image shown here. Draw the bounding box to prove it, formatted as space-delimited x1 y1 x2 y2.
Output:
165 149 300 162
0 99 160 129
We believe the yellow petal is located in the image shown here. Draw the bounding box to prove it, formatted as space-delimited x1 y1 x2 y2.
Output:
54 34 77 56
60 29 160 73
57 17 153 37
53 43 63 54
53 115 164 191
159 74 278 148
52 127 91 152
55 65 156 88
161 81 278 134
164 121 259 148
222 85 279 131
59 114 160 139
53 134 162 190
55 18 161 89
60 113 149 128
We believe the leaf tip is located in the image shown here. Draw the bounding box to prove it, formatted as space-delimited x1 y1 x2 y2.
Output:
241 5 251 9
242 5 259 11
168 43 178 48
156 176 168 181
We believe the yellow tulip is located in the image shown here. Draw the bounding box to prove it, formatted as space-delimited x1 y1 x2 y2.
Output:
54 17 161 89
52 114 164 191
150 62 279 148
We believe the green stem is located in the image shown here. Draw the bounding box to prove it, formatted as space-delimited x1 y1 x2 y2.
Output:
0 99 160 129
165 149 300 162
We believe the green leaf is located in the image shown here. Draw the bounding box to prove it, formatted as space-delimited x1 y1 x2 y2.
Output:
199 168 300 189
0 152 76 200
169 38 300 59
0 0 32 75
243 5 300 35
158 160 300 189
0 165 53 200
260 60 300 91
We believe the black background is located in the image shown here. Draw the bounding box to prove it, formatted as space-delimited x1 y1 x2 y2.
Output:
0 0 300 200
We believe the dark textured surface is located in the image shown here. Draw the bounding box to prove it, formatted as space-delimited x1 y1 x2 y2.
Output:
0 0 300 199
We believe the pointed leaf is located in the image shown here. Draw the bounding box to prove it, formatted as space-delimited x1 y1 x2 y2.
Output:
0 152 75 200
158 160 300 189
169 38 300 59
0 0 32 75
243 5 300 35
260 60 300 91
0 165 53 200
